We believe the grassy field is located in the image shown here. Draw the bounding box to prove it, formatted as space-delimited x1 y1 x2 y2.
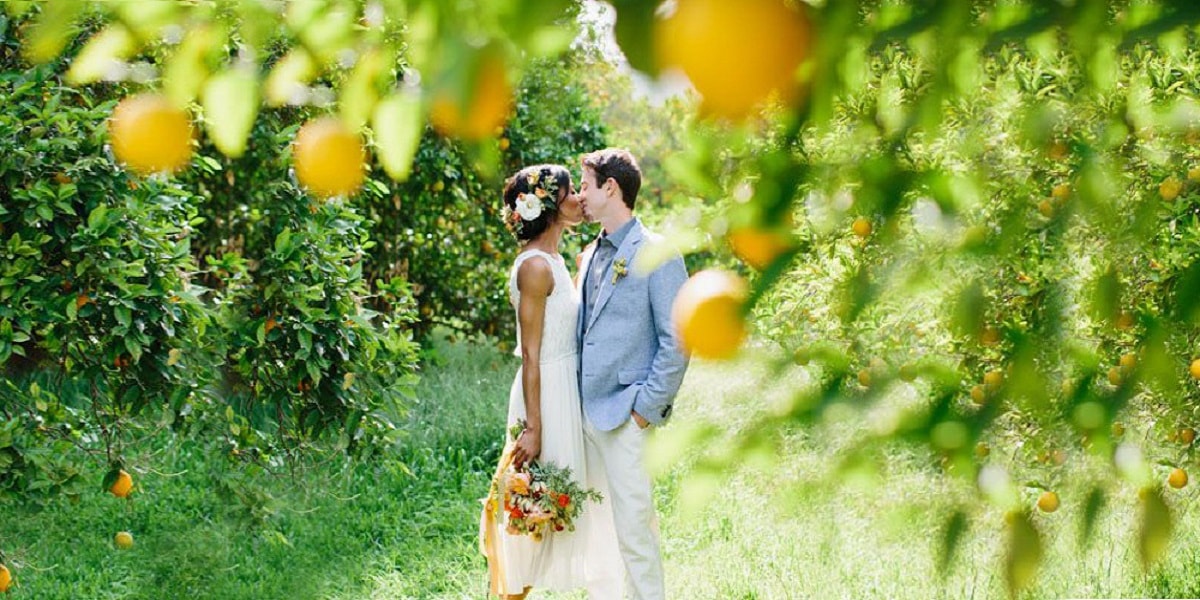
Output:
3 337 1198 599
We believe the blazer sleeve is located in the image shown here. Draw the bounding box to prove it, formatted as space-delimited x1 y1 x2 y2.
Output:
632 253 690 426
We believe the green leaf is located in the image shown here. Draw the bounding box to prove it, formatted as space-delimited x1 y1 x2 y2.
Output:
114 305 132 328
87 204 109 230
1004 511 1043 597
1079 487 1105 548
114 0 179 40
295 0 353 61
609 0 660 76
164 25 223 106
371 91 423 181
265 48 316 107
938 509 968 575
274 228 293 254
202 68 260 158
124 337 142 363
65 24 137 85
340 48 386 131
24 0 82 63
1138 487 1173 570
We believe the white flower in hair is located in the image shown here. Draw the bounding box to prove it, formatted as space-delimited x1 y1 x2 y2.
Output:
515 192 544 221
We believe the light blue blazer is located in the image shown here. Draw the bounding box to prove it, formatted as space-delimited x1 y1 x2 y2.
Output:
576 219 690 431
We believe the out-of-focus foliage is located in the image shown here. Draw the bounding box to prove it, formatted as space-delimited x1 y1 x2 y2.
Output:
620 1 1200 594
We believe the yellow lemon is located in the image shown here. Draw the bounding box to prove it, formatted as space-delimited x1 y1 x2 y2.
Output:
1160 177 1183 201
1116 312 1134 330
0 564 10 592
109 469 133 498
980 326 1001 346
430 55 512 140
671 270 747 360
1181 427 1196 445
1036 490 1059 513
1168 467 1188 489
727 227 792 270
293 117 366 198
1037 199 1054 218
851 217 872 238
1190 358 1200 380
857 368 871 388
656 0 811 119
984 370 1004 388
970 384 986 405
109 94 193 175
1107 366 1122 386
114 531 134 549
1120 353 1137 370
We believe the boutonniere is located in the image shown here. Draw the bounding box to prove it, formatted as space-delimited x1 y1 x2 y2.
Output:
611 258 628 285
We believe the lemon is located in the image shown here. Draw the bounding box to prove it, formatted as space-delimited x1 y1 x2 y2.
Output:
293 117 366 198
671 270 747 360
109 94 193 175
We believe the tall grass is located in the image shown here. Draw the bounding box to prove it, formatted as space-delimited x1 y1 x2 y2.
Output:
3 338 1197 599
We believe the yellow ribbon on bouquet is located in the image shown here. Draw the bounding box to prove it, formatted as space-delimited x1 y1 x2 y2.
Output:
481 441 515 598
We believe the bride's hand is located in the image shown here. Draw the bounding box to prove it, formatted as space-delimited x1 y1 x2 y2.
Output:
512 428 541 467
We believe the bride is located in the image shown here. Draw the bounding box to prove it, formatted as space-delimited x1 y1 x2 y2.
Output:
479 165 621 599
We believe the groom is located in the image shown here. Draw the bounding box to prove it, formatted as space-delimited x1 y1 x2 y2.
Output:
576 148 689 600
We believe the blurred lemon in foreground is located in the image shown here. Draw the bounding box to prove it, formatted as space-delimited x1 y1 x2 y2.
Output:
727 228 792 270
109 94 193 175
672 270 747 360
114 531 134 549
293 117 366 198
656 0 811 119
430 55 512 140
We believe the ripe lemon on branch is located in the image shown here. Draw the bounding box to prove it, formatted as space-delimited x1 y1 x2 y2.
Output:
672 270 748 360
656 0 812 119
108 468 133 498
293 117 367 198
108 94 194 175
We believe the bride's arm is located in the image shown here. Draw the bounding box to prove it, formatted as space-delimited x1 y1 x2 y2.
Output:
511 256 554 467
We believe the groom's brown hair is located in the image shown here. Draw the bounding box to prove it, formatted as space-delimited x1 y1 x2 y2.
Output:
582 148 641 210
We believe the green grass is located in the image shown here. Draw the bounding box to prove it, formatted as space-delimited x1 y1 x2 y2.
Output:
3 338 1198 599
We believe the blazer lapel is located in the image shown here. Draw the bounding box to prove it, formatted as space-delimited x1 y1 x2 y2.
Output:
576 241 597 344
586 223 644 333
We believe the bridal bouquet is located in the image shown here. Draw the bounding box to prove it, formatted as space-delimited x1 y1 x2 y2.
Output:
484 420 603 541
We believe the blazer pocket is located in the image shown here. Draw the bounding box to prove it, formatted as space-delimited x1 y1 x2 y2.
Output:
618 369 651 385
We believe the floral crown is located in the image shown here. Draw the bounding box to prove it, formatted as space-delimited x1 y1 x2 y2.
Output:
502 169 560 238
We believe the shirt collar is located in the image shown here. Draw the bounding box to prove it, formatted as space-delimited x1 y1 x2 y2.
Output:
598 217 638 249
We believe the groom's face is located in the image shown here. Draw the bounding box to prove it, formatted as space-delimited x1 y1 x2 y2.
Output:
579 166 607 223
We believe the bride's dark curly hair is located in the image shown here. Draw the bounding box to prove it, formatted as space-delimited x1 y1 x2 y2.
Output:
501 164 571 242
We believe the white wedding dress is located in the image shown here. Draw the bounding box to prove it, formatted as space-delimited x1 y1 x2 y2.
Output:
481 248 622 595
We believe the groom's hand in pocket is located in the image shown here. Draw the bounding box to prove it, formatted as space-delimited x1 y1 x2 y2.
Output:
631 410 649 430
